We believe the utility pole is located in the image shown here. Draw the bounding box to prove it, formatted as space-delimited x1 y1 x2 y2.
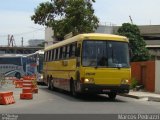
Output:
21 37 24 47
8 35 10 46
129 15 133 24
8 35 16 47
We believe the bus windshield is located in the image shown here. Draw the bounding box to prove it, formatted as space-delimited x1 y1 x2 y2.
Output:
82 40 130 68
38 54 44 73
0 57 22 66
26 51 44 75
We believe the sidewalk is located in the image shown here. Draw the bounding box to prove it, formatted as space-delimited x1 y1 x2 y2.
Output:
120 90 160 102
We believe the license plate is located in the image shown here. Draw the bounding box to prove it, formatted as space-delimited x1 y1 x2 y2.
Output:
102 89 110 92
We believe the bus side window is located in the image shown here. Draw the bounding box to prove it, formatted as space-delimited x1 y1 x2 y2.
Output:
44 52 46 62
55 48 60 60
66 45 70 59
75 43 81 57
69 44 72 57
47 51 49 61
58 48 60 60
55 49 58 60
54 49 56 60
50 50 53 61
45 52 47 62
51 50 54 61
59 47 63 59
69 43 76 58
47 51 49 62
48 50 51 61
72 43 76 57
63 46 67 59
52 49 54 61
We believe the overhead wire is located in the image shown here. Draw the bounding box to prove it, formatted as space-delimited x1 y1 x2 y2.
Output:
0 28 44 38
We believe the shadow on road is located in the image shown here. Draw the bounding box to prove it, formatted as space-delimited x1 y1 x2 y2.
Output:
39 85 125 103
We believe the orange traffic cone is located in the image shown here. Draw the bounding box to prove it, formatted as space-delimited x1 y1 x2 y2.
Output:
0 91 15 105
22 88 33 93
20 93 33 100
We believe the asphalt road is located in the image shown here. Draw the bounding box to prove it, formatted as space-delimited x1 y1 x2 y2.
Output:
1 82 160 114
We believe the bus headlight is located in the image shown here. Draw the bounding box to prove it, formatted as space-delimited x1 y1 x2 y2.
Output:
121 79 129 84
40 75 43 79
84 78 94 83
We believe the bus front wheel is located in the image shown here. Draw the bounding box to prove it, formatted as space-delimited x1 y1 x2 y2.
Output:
108 92 117 100
71 81 77 97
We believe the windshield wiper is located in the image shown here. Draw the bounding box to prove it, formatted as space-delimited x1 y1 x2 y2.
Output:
114 64 122 69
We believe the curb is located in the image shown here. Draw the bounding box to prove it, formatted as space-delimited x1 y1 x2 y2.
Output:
148 97 160 102
119 94 148 99
119 94 160 102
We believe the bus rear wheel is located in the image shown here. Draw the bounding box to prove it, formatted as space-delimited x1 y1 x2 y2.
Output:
108 92 117 100
47 81 51 90
47 78 51 90
50 79 56 91
15 72 21 79
48 77 55 91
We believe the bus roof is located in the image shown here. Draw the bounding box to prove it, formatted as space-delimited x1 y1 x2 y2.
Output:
26 50 44 57
45 33 128 51
0 54 27 58
35 50 44 54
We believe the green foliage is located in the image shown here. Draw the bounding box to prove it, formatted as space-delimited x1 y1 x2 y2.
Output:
117 23 150 62
37 42 45 47
130 78 139 89
31 0 99 40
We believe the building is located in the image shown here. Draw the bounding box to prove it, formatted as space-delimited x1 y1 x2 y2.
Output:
45 27 56 47
45 25 160 57
139 25 160 58
96 25 160 58
28 39 44 47
95 25 113 34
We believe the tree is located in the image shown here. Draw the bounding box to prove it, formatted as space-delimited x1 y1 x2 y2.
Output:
117 23 150 62
37 41 45 47
31 0 99 40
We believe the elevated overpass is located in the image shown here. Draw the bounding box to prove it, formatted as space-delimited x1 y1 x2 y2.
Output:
0 46 43 54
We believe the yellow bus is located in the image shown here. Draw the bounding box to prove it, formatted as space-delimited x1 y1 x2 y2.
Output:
43 33 131 99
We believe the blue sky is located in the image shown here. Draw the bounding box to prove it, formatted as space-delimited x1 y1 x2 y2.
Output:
0 0 160 46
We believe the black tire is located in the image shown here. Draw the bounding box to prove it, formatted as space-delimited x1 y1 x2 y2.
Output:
47 78 51 90
15 72 21 79
50 78 56 91
108 92 117 100
70 80 78 97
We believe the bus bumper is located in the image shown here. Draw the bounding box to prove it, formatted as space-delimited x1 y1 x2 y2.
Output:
79 84 130 94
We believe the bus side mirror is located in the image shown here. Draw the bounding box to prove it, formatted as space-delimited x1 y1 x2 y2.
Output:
129 49 133 58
